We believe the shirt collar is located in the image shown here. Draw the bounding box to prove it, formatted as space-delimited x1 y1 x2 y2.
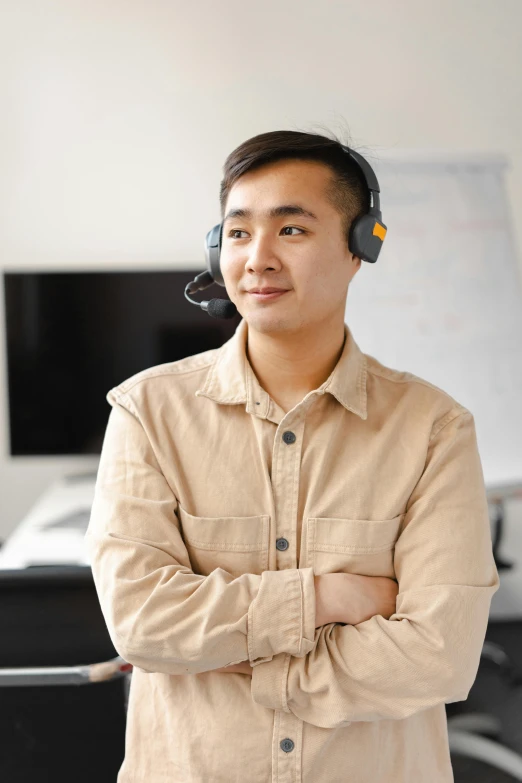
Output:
195 318 368 420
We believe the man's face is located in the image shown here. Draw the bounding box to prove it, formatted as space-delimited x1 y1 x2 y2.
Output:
219 158 361 337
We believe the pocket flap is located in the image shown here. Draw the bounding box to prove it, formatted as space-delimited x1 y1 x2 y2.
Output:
178 506 269 552
309 514 405 554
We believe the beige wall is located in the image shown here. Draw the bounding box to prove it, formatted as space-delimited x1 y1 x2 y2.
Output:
1 0 522 538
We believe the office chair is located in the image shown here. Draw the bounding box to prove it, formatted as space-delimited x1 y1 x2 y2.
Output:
447 497 522 781
0 566 128 783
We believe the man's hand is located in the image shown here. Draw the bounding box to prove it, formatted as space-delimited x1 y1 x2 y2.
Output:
315 572 399 627
342 573 399 625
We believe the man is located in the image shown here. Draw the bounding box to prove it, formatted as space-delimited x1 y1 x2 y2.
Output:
86 130 499 782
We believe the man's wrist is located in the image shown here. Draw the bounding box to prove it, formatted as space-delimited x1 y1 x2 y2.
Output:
314 574 332 626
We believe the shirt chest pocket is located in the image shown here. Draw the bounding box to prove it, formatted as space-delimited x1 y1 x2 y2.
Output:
306 514 405 579
178 506 270 578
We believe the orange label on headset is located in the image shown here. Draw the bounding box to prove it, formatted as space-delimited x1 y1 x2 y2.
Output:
373 222 387 241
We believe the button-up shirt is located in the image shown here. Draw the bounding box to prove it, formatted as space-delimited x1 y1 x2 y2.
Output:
85 317 500 783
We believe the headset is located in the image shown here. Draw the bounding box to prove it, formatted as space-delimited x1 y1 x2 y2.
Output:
185 144 387 319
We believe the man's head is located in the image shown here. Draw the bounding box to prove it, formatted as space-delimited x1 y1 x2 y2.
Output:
218 130 370 337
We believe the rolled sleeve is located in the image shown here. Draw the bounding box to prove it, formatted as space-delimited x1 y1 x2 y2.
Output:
251 410 500 725
248 566 316 666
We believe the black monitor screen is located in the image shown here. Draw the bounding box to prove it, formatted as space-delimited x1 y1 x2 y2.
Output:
3 270 242 456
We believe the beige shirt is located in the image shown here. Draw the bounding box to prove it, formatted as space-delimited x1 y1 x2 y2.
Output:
86 317 499 783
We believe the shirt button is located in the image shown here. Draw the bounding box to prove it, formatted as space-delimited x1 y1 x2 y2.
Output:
280 738 295 753
276 537 289 551
282 431 296 444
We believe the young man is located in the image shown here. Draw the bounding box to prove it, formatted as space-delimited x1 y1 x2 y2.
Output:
86 130 499 782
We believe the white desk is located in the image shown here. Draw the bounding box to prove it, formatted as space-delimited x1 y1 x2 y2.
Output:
0 473 97 570
1 474 521 620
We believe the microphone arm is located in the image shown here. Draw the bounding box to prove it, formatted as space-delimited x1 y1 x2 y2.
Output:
184 271 238 320
185 271 214 294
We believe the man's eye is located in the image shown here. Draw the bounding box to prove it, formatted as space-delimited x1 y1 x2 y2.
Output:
281 226 304 236
227 227 304 239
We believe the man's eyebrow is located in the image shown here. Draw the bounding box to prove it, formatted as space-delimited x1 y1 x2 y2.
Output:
223 205 319 224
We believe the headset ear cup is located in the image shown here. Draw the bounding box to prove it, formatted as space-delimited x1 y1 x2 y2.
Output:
204 223 226 286
349 214 384 264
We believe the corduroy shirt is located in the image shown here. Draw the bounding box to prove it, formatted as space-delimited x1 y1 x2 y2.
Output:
86 317 499 783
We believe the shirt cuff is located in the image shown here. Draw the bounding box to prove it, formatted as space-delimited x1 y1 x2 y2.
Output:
250 652 292 712
247 566 316 665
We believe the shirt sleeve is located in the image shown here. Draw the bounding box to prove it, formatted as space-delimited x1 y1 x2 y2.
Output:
250 410 500 726
85 398 316 676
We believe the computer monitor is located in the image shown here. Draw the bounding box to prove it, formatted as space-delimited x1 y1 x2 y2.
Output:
3 269 242 456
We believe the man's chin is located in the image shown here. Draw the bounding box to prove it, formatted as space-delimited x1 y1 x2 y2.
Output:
244 312 296 335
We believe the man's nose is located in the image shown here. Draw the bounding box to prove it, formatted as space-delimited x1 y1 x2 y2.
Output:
245 234 280 273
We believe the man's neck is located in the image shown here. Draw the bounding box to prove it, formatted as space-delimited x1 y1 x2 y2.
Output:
245 320 347 411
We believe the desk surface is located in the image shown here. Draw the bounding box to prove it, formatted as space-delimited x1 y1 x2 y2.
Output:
0 474 96 570
1 474 521 620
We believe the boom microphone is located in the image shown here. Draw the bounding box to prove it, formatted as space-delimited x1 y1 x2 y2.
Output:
184 271 238 320
205 298 237 319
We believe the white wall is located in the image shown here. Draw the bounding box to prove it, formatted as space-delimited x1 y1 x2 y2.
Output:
1 0 522 539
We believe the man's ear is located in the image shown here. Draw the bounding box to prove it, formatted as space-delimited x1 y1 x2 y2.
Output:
347 255 362 286
351 254 362 273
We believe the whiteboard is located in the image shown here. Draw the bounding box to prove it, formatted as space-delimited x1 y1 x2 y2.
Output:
346 153 522 487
